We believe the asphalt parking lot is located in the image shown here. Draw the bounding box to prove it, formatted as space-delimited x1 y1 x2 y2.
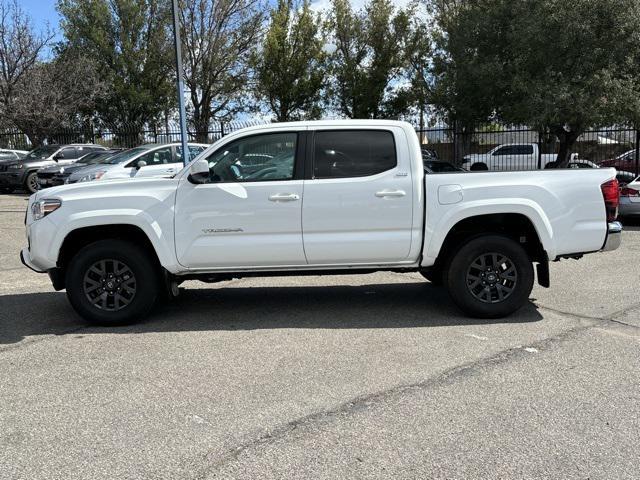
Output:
1 192 639 480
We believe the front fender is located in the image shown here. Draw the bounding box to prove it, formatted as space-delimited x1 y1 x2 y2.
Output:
50 209 178 270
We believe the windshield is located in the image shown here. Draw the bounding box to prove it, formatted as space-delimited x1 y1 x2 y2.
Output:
104 147 147 164
81 152 116 165
25 145 59 160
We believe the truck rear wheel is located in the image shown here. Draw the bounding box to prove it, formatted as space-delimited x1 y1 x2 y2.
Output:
65 240 159 325
469 163 488 171
444 235 534 318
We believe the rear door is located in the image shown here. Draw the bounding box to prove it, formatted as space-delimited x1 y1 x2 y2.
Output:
302 128 414 265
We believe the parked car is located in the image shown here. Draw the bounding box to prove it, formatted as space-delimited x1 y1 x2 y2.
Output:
616 170 637 187
462 143 577 171
619 176 640 218
0 148 29 162
37 149 123 189
424 160 463 173
599 150 637 171
21 120 622 325
68 143 208 184
421 148 439 161
0 144 107 193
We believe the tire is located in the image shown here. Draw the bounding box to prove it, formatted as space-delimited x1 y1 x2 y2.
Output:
420 267 443 286
470 163 488 171
544 162 557 169
444 235 534 318
65 240 159 326
24 172 38 193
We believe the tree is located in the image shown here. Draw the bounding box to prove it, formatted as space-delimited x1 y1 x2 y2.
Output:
499 0 640 167
57 0 175 132
431 0 640 166
327 0 410 119
10 54 104 145
404 15 433 140
179 0 263 142
0 0 53 122
430 0 507 160
253 0 326 122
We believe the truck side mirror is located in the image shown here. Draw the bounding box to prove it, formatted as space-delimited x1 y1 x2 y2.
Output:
188 158 209 184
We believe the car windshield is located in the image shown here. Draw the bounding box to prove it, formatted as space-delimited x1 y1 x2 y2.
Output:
104 147 148 164
425 161 460 173
81 152 116 165
25 145 59 160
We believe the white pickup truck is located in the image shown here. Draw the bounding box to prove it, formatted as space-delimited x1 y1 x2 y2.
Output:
462 143 576 171
21 121 622 325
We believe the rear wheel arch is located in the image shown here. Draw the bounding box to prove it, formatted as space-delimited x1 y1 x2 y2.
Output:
429 213 547 281
469 162 488 171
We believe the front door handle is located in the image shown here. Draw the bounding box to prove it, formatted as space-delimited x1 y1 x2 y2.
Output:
269 193 300 202
375 189 406 198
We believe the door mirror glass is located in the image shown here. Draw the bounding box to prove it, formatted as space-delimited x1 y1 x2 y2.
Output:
136 160 147 169
188 158 210 184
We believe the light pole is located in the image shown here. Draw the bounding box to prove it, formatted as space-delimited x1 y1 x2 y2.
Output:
171 0 190 166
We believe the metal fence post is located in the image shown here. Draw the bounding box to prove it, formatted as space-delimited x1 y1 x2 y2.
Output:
537 130 542 169
220 122 225 138
452 120 458 165
635 127 640 178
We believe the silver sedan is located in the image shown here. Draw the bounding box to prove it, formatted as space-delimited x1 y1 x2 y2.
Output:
619 176 640 217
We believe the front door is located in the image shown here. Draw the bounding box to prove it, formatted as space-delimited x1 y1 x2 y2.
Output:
174 131 306 269
302 128 414 265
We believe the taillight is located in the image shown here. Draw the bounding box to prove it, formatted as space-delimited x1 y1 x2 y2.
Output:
620 187 639 197
600 179 619 222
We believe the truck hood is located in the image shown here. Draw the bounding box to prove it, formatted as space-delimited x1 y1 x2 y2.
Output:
36 176 179 202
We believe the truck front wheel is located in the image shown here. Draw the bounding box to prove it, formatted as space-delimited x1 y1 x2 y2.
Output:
65 240 159 325
444 235 534 318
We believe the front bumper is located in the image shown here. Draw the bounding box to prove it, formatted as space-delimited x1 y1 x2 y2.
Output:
20 247 46 273
602 221 622 252
0 171 26 187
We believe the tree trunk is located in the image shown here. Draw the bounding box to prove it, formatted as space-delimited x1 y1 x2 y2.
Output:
192 108 211 144
453 121 473 165
553 127 581 168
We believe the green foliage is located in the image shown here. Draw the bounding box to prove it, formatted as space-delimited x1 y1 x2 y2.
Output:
327 0 410 119
432 0 640 165
180 0 263 141
57 0 175 128
253 0 327 122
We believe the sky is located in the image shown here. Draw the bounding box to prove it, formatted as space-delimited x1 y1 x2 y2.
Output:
21 0 416 37
20 0 61 37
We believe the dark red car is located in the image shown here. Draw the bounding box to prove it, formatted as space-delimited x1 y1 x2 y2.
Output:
599 150 638 171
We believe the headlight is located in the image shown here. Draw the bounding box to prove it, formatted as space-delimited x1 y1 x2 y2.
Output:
79 171 106 182
31 199 61 220
9 163 24 169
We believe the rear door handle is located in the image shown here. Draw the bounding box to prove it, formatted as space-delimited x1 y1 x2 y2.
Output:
269 193 300 202
375 190 406 198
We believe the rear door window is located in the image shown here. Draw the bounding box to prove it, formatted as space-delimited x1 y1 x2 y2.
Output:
313 130 397 179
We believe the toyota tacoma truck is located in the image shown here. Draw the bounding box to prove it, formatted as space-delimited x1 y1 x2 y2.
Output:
20 121 622 325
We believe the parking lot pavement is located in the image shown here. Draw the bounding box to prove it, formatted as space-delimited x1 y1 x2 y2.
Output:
1 193 639 480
